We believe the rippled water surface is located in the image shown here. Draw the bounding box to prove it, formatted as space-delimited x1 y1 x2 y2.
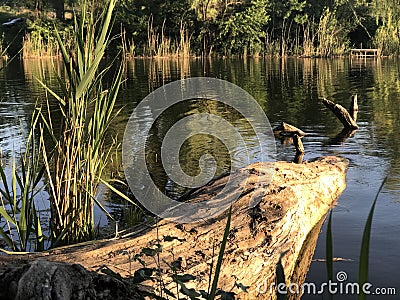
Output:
1 57 399 297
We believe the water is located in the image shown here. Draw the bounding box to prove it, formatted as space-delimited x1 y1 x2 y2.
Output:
1 57 399 297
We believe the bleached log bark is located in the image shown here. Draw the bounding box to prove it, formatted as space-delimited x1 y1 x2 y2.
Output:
0 156 348 300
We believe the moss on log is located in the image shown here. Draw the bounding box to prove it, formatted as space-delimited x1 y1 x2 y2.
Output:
0 156 348 300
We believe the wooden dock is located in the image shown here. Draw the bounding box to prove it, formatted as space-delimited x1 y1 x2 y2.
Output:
350 48 381 57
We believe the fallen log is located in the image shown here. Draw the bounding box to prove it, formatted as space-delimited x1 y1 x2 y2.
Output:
293 134 304 154
321 98 358 129
0 156 348 300
274 122 306 137
293 152 304 164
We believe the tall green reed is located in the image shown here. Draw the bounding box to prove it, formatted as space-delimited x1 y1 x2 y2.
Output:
208 205 232 300
326 210 333 300
145 17 191 57
357 177 387 300
0 108 45 252
38 0 123 246
22 19 72 58
325 177 386 299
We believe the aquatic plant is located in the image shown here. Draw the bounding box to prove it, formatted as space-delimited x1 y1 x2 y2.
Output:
22 18 74 58
0 108 45 252
357 177 386 300
39 0 123 246
324 177 386 299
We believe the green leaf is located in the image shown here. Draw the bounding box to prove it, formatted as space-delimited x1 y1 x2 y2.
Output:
11 159 17 215
100 266 124 281
133 267 154 283
0 227 16 250
133 253 146 267
275 251 288 300
179 282 201 299
234 282 249 293
216 290 236 300
36 78 66 106
95 0 117 54
173 274 197 283
162 287 176 298
209 205 232 300
141 245 162 257
357 177 387 300
164 235 185 242
326 210 334 300
99 178 140 208
33 204 44 252
75 52 104 99
0 207 16 226
0 162 11 199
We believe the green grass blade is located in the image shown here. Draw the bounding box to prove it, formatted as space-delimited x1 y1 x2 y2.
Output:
357 177 387 300
75 51 105 99
11 159 17 213
0 207 16 226
0 189 11 203
208 205 232 300
54 27 71 69
99 178 140 208
54 72 70 99
36 78 66 106
326 210 334 300
32 164 47 190
51 212 82 248
83 185 116 223
0 162 11 199
0 227 16 250
33 204 44 251
276 251 288 300
95 0 116 54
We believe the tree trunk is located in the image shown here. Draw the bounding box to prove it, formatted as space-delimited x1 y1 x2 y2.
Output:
0 156 348 300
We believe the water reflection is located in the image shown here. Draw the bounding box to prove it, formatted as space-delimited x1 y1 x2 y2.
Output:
0 57 400 291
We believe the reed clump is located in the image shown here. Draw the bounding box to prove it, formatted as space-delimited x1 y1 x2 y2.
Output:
144 17 191 58
316 8 348 57
0 108 46 252
38 0 123 246
22 19 74 58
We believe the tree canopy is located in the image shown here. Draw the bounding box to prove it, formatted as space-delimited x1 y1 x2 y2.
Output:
3 0 400 56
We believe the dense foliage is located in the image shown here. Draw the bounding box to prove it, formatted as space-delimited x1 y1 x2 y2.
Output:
2 0 400 56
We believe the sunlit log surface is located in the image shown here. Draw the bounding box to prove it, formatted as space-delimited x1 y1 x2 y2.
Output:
0 156 348 300
321 98 359 129
274 122 306 137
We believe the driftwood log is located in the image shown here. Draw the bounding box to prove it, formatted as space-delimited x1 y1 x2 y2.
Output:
0 156 348 300
321 98 358 129
274 123 306 163
274 122 306 137
293 134 304 154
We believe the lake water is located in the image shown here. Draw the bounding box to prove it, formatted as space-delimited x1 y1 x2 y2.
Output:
1 57 399 298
